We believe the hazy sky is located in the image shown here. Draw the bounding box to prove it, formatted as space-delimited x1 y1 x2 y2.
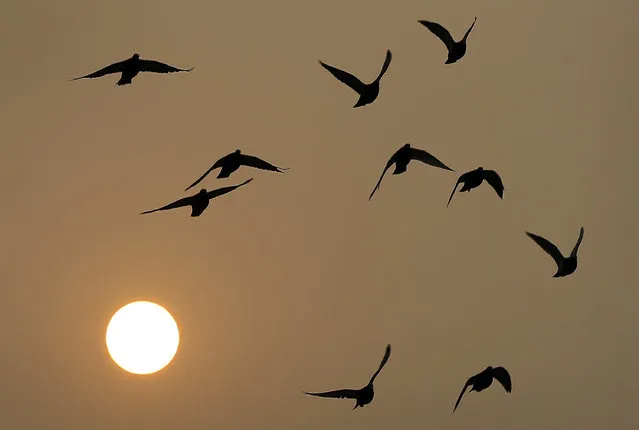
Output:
1 0 638 429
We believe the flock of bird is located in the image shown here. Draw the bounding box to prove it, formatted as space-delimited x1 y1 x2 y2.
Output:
71 14 585 414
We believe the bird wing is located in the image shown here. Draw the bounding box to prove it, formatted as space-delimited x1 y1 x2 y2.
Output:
492 367 512 393
369 150 400 200
304 389 360 399
138 59 194 74
71 59 128 80
239 154 288 172
206 178 253 199
375 49 393 82
570 226 585 257
319 61 366 94
446 175 466 207
184 154 232 191
418 20 455 51
140 195 195 215
463 17 478 40
409 148 454 171
525 231 564 268
453 377 474 413
368 344 392 385
482 170 504 198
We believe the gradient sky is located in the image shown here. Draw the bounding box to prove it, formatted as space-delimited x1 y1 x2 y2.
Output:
1 0 638 429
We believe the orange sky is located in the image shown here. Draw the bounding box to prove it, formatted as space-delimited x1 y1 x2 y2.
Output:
1 1 638 429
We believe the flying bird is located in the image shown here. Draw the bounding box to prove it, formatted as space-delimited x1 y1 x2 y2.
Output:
418 17 477 64
447 167 504 207
319 50 392 108
369 143 454 200
305 344 391 409
185 149 287 191
140 178 253 217
526 227 584 277
453 366 512 413
71 53 193 86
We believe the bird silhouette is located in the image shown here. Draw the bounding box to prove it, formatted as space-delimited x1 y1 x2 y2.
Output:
453 366 512 413
319 50 392 108
418 17 477 64
305 344 391 409
369 144 454 200
185 150 287 191
526 227 584 277
71 53 193 86
141 178 253 217
447 167 504 207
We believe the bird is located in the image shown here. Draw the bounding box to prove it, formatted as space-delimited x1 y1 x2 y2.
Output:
525 227 585 277
319 49 392 108
453 366 512 413
369 143 454 200
305 344 391 409
447 167 504 207
418 17 477 64
185 150 287 191
71 53 193 86
140 178 253 217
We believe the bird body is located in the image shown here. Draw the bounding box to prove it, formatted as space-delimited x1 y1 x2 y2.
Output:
453 365 512 412
392 144 415 174
185 150 287 191
141 178 253 217
447 167 504 207
526 227 584 277
319 50 392 108
305 344 391 409
419 17 477 64
369 144 454 200
185 189 210 217
72 53 193 86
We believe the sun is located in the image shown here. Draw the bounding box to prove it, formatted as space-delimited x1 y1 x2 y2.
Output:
106 301 180 375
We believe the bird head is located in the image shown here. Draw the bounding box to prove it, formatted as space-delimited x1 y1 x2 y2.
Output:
402 143 411 149
132 53 140 60
477 166 484 172
234 149 241 154
199 189 207 195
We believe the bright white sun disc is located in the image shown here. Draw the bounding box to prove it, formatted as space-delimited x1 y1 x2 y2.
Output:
106 301 180 375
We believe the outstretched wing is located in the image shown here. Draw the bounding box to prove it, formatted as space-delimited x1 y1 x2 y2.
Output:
570 226 585 257
368 344 391 385
319 61 366 94
418 20 455 51
206 178 253 199
71 59 128 80
410 148 454 171
482 170 504 199
185 154 233 191
304 389 360 399
492 367 512 393
138 59 194 74
446 175 465 207
463 17 478 40
375 49 393 82
369 150 400 200
525 231 564 269
140 195 195 215
239 154 288 172
453 377 473 413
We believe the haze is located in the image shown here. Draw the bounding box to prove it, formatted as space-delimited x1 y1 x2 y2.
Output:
1 1 638 429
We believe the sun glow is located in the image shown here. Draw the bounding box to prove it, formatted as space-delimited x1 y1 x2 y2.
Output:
106 301 180 375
